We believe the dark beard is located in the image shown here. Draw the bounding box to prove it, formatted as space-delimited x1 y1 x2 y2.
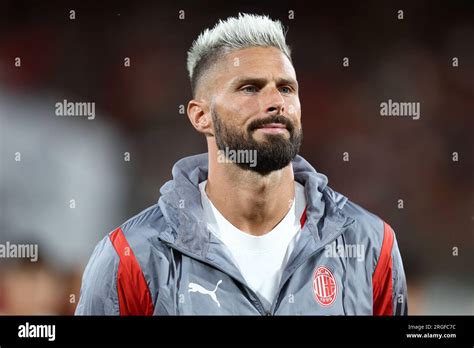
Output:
212 108 303 175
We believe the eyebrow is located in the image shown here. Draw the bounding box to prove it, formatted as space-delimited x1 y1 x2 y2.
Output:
230 76 298 89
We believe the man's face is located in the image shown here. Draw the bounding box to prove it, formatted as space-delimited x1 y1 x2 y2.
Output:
206 46 302 175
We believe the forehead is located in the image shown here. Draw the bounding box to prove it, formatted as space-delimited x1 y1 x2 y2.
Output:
215 46 296 85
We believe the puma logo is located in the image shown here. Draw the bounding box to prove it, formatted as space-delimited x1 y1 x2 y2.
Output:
188 280 222 307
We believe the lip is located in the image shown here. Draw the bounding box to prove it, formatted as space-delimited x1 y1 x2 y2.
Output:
257 123 287 129
254 123 288 134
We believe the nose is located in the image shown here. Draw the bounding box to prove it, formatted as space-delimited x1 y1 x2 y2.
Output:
263 87 285 116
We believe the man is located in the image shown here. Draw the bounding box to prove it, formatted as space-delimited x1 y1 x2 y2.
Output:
76 13 408 315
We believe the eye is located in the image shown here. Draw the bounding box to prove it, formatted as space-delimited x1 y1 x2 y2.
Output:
241 85 258 93
279 86 292 94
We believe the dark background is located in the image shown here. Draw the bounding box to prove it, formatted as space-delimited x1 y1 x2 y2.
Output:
0 0 472 314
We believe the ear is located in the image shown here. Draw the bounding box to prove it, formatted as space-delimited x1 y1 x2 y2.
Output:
187 99 214 136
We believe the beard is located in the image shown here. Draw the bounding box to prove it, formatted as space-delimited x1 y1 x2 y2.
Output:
212 108 303 175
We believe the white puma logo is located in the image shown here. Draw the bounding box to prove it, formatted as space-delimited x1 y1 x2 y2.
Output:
188 280 222 307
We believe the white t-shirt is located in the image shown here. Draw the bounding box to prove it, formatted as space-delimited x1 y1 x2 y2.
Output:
199 180 306 307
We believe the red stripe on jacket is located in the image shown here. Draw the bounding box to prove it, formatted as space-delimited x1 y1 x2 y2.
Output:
372 222 394 315
300 206 308 228
109 227 154 316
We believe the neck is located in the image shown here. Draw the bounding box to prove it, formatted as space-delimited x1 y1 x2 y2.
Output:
206 143 295 236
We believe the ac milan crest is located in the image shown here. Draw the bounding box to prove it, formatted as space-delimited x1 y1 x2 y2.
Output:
312 266 337 307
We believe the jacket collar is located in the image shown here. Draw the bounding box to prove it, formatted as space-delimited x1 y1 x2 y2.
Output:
157 153 354 259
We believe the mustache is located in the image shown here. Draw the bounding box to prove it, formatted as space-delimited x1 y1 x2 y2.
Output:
248 115 295 133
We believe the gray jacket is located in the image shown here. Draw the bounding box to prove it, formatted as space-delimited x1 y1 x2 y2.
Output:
75 153 408 315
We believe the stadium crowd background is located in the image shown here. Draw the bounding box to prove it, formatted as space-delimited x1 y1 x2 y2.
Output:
0 0 472 314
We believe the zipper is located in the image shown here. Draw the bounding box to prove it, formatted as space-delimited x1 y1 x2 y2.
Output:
159 239 269 316
268 219 353 314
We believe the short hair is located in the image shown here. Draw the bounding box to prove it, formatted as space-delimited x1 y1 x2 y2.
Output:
187 13 292 96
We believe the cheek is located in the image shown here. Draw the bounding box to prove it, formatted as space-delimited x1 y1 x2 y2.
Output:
233 96 260 115
219 94 260 125
287 98 302 122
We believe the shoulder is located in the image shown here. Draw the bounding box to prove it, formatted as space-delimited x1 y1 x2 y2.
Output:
323 186 393 269
85 203 171 281
77 203 171 315
109 203 171 263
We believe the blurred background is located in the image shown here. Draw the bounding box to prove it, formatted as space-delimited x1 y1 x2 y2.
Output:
0 0 472 315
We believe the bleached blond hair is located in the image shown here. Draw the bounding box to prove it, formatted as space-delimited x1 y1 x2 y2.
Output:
187 13 292 95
